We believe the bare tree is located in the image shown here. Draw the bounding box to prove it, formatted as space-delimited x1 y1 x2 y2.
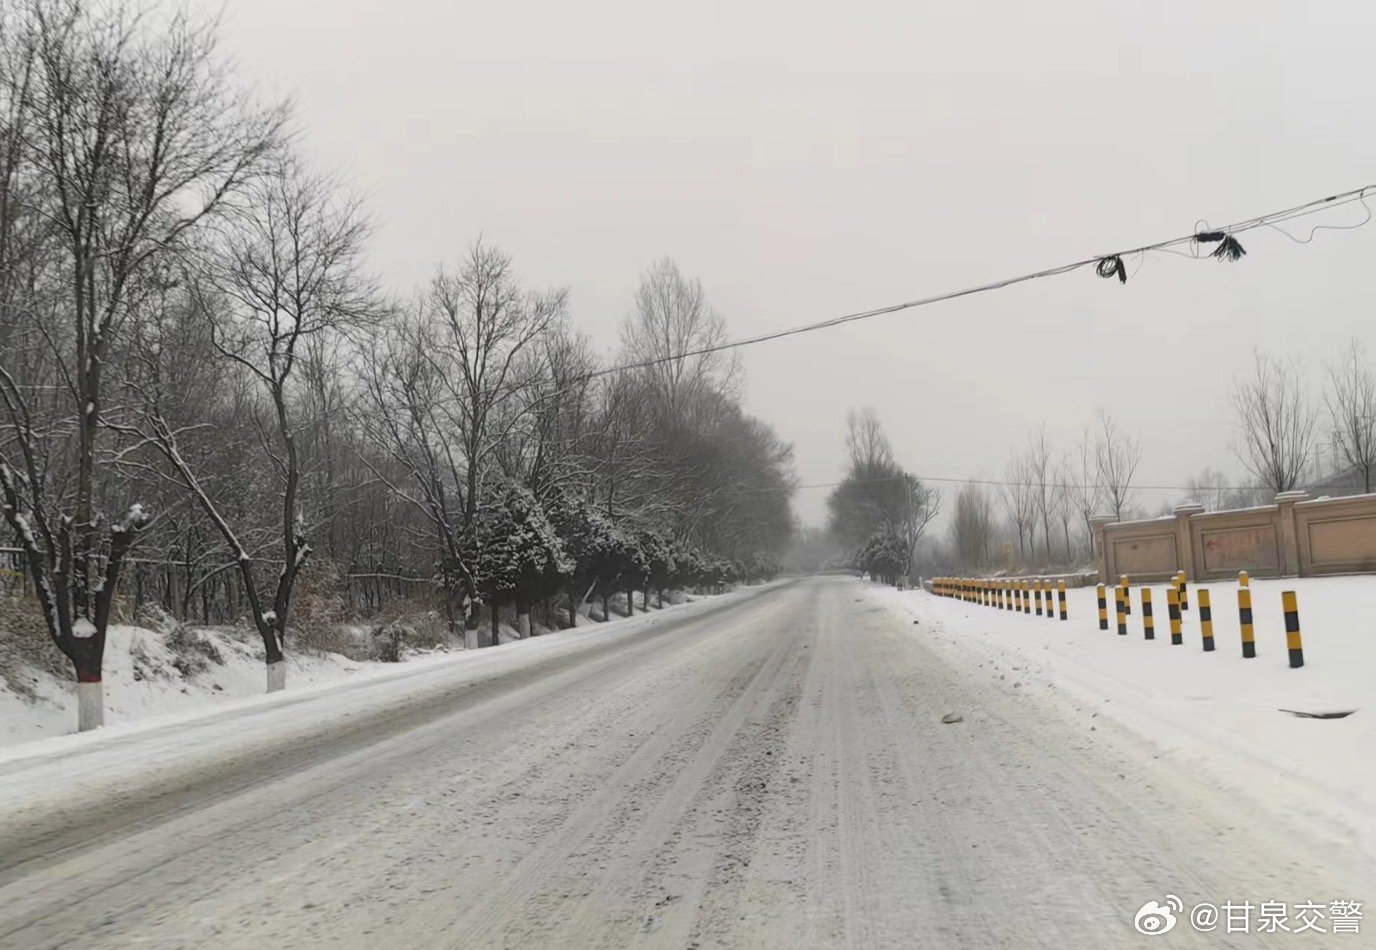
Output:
1232 351 1317 497
1094 410 1140 520
361 241 565 647
950 481 993 569
1325 338 1376 493
0 2 280 727
1025 427 1054 563
132 158 368 692
1001 453 1036 559
1052 452 1077 561
845 407 894 474
1062 427 1102 553
621 257 737 424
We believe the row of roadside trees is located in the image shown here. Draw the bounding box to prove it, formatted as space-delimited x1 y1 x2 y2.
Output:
0 0 793 728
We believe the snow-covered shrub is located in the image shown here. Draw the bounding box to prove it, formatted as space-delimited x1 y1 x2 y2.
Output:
366 599 451 662
166 623 224 676
856 528 909 584
464 482 573 616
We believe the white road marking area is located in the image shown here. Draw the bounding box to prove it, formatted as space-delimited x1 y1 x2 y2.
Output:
0 576 1357 948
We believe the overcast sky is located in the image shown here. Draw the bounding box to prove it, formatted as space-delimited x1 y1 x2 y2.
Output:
202 0 1376 527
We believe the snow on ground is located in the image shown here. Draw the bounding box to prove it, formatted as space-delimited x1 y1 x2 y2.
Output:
0 588 709 750
2 575 1360 947
876 574 1376 863
0 623 382 749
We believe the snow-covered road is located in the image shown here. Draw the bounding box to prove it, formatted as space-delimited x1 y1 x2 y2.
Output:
0 576 1363 948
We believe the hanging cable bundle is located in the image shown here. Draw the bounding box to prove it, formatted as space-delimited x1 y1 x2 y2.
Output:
570 183 1373 384
1096 255 1128 284
1194 230 1247 261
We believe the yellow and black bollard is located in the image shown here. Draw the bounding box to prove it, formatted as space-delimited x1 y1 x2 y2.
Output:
1057 579 1068 621
1141 587 1155 640
1046 580 1056 622
1022 580 1031 615
1119 575 1131 615
1178 571 1190 612
1198 588 1215 652
1167 586 1182 645
1034 580 1043 616
1115 585 1127 635
1282 591 1304 668
1238 572 1255 658
1097 583 1108 630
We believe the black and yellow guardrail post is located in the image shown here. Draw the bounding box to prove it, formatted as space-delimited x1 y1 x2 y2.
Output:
1046 580 1056 622
1057 579 1068 620
1119 575 1131 615
1237 571 1255 658
1097 583 1108 630
1115 584 1127 635
1035 580 1043 616
1167 586 1183 645
1021 580 1030 614
1141 587 1154 640
1283 591 1304 668
1178 571 1190 612
1199 588 1215 651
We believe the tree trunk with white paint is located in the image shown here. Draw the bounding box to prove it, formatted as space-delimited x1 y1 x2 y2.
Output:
266 661 286 693
77 681 104 731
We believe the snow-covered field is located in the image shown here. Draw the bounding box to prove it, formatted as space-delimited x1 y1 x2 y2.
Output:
879 575 1376 864
0 590 708 750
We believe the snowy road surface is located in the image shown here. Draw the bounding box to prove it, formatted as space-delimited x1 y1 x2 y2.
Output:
0 576 1363 948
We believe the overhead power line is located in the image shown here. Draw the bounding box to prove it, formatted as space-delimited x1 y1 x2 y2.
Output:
588 183 1376 380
